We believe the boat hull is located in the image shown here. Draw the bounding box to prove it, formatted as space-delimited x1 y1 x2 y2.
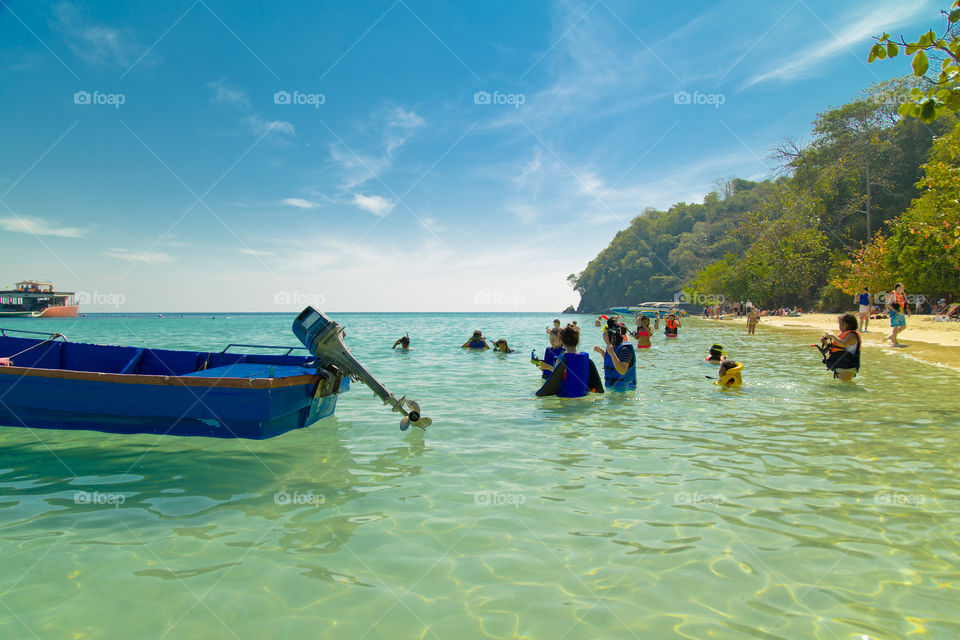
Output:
38 305 79 318
0 366 339 439
0 334 346 439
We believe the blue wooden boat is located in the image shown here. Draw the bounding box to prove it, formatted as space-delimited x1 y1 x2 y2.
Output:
0 328 349 439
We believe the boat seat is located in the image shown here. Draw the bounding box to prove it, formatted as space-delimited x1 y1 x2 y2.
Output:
139 350 202 376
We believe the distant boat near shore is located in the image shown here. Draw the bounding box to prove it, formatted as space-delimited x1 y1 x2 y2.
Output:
0 281 79 318
610 302 685 317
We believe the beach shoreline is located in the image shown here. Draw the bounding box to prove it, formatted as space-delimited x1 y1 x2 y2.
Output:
696 312 960 370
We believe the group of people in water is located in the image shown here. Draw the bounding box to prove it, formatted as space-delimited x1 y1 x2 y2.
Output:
391 300 869 398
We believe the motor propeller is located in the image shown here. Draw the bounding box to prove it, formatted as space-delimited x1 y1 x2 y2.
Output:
293 307 431 431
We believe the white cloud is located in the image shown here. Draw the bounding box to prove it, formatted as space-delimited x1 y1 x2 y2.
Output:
509 203 540 225
208 80 250 109
743 1 934 88
0 216 86 237
513 147 544 198
281 197 319 209
105 248 173 264
239 248 275 257
54 2 147 67
418 216 444 234
247 117 295 137
206 81 295 139
352 193 394 217
388 107 426 130
329 106 425 189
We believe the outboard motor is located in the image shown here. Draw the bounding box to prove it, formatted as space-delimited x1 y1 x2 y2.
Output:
293 307 431 431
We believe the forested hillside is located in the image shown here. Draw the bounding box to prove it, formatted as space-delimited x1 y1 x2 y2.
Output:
568 78 958 312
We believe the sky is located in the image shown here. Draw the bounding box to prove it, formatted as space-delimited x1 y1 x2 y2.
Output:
0 0 941 312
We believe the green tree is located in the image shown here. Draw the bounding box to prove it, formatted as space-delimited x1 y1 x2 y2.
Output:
870 1 960 122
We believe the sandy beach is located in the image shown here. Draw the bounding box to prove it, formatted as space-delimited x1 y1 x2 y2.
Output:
705 312 960 369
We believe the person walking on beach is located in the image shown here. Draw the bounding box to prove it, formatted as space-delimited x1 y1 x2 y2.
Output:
886 283 910 347
857 287 872 333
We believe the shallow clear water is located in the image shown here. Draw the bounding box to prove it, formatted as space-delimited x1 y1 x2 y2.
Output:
1 313 958 639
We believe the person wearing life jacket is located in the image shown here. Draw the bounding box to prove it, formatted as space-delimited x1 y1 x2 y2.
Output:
633 315 652 349
664 314 680 338
885 283 910 347
537 328 565 379
704 344 725 364
594 317 636 391
715 360 743 387
461 330 490 350
537 324 602 397
391 334 411 349
821 313 861 381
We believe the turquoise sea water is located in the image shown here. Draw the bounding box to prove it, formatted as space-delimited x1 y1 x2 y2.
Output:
1 312 959 639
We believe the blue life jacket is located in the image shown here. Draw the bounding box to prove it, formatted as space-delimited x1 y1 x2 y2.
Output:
542 346 564 379
558 352 590 398
603 343 636 391
467 340 485 349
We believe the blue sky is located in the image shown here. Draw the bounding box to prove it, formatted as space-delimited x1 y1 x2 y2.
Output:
0 0 939 312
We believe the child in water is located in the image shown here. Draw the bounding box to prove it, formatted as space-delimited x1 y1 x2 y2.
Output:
537 328 565 379
704 344 725 364
716 360 743 387
462 330 490 349
664 314 681 337
492 339 515 353
391 334 411 349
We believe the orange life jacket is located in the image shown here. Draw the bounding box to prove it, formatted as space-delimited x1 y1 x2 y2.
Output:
829 330 861 353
